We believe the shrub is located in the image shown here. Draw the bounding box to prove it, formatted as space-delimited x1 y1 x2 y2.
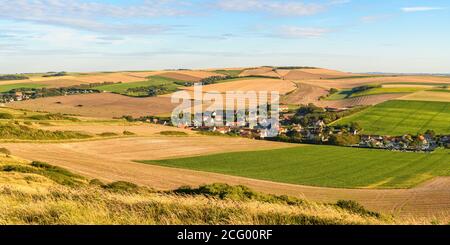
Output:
174 183 306 206
329 134 361 146
89 179 105 186
160 131 188 136
335 200 381 218
97 132 118 137
123 131 135 136
1 161 85 187
28 113 78 121
0 113 14 119
0 123 91 140
329 88 339 94
0 147 11 156
101 181 140 193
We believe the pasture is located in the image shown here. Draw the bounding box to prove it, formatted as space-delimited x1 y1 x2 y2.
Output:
333 100 450 135
142 145 450 189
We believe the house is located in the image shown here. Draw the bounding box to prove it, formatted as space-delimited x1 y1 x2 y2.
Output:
14 92 24 101
279 105 289 113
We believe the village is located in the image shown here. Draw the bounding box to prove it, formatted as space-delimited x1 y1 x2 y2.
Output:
150 103 450 153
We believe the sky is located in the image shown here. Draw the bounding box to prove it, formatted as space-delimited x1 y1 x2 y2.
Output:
0 0 449 74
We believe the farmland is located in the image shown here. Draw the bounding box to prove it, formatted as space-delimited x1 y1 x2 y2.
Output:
332 100 450 135
142 145 450 189
3 67 450 223
398 91 450 102
0 154 396 225
7 93 178 118
326 87 425 100
92 76 181 97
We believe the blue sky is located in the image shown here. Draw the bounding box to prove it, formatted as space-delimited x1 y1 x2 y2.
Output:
0 0 449 73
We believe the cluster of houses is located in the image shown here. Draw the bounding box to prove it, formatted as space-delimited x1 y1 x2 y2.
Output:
172 110 281 139
358 134 438 152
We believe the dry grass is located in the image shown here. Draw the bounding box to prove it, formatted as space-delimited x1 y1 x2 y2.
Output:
0 155 400 225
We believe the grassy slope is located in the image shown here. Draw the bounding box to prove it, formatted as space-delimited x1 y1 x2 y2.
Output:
332 100 450 135
0 155 391 225
142 146 450 189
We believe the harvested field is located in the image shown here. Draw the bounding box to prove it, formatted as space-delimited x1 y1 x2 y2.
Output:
398 91 450 102
157 72 201 82
282 83 329 105
239 67 276 77
157 70 223 82
302 76 450 89
2 138 449 221
71 73 144 84
181 78 296 95
318 94 404 108
7 93 177 118
283 70 337 80
299 68 358 77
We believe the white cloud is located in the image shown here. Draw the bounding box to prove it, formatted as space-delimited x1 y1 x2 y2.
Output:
401 7 444 13
216 0 346 16
0 0 188 35
361 15 391 23
280 26 330 38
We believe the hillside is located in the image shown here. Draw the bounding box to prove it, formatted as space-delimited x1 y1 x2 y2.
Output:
0 154 393 225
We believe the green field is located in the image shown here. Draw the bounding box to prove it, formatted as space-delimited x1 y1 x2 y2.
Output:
332 100 450 135
92 76 181 96
0 83 47 92
141 145 450 189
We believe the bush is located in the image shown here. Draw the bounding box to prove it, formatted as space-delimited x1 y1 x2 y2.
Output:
89 179 105 186
329 134 361 146
335 200 381 218
0 147 11 156
329 88 339 94
160 131 188 136
0 113 14 119
97 132 118 137
174 183 306 205
1 161 85 187
101 181 140 193
123 131 135 136
0 123 91 140
28 113 78 121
